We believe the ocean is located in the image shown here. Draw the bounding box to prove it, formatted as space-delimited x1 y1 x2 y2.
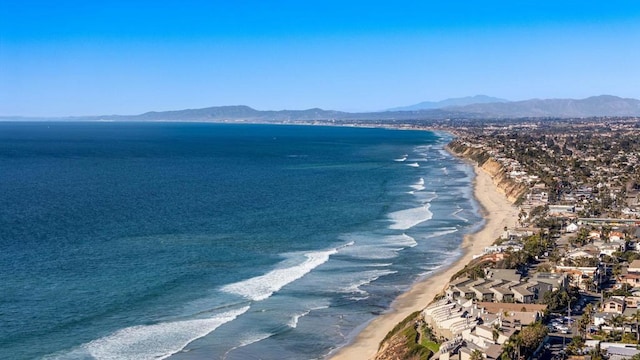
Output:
0 122 482 360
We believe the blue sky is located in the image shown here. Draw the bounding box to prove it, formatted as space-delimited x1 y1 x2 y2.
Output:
1 1 640 116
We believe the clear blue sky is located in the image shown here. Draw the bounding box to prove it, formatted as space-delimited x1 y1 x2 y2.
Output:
1 0 640 116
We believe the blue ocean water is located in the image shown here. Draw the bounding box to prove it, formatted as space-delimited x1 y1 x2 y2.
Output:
0 122 482 360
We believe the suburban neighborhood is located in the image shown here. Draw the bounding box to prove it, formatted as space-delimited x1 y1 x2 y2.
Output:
389 117 640 360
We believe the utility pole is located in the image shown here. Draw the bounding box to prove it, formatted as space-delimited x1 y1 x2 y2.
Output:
563 298 572 347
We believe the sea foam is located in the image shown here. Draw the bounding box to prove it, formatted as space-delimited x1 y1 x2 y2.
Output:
221 247 344 302
410 177 426 191
222 331 274 359
388 203 433 230
339 269 397 300
51 307 249 360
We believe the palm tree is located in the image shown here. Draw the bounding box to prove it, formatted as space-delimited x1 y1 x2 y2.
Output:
470 349 484 360
500 341 515 360
628 309 640 343
513 334 523 359
612 314 625 339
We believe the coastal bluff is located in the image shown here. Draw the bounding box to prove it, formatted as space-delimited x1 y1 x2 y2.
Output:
446 140 527 204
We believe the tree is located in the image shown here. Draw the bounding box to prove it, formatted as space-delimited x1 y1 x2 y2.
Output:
566 335 585 355
518 323 548 357
578 312 590 337
492 323 501 342
628 309 640 343
500 341 516 360
470 349 484 360
611 314 625 339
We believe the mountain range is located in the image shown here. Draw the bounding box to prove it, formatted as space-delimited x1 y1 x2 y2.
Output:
129 95 640 121
6 95 640 121
387 95 509 111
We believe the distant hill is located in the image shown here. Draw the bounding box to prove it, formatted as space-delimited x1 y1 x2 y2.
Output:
388 95 509 111
117 105 347 122
8 95 639 122
450 95 640 118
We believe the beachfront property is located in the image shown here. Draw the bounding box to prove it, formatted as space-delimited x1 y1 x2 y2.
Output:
423 299 481 339
428 298 547 360
445 271 567 306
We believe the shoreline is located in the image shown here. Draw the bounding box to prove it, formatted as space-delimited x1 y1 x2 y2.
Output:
330 155 519 360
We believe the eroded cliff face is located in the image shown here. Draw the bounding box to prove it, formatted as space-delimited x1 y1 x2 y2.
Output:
374 311 432 360
446 140 526 204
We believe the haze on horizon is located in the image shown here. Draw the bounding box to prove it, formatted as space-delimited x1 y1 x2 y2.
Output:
1 0 640 117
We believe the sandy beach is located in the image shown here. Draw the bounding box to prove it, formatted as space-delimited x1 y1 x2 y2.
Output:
330 161 519 360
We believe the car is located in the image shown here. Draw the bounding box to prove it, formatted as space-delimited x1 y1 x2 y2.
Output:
555 324 570 333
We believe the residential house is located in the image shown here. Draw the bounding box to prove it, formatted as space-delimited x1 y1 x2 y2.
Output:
628 259 640 273
554 266 599 290
423 298 481 339
490 286 515 303
566 223 579 233
624 296 640 309
602 296 626 314
484 269 521 282
610 231 625 242
512 285 535 304
530 272 568 293
619 269 640 288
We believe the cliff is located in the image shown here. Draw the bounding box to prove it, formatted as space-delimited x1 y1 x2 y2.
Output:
374 311 433 360
446 140 527 204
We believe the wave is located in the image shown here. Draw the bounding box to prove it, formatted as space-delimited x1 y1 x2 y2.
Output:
397 233 418 247
410 177 425 191
422 228 459 240
341 245 399 260
412 190 437 203
288 310 312 328
388 204 433 230
339 233 416 260
452 208 469 222
393 154 408 162
339 270 397 300
406 162 420 167
221 244 350 302
441 167 449 175
222 331 274 359
50 307 250 360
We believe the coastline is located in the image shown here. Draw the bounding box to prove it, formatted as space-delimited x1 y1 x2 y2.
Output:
330 156 519 360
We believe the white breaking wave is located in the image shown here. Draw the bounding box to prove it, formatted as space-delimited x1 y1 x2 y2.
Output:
422 228 459 240
368 263 393 267
410 177 425 191
51 307 250 360
288 310 312 328
339 269 397 298
412 191 438 203
286 301 330 328
452 208 469 222
406 162 420 167
221 245 349 301
394 154 408 162
339 233 417 260
397 233 418 247
388 204 433 230
222 331 274 359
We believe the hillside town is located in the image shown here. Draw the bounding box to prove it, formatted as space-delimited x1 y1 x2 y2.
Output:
385 117 640 360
